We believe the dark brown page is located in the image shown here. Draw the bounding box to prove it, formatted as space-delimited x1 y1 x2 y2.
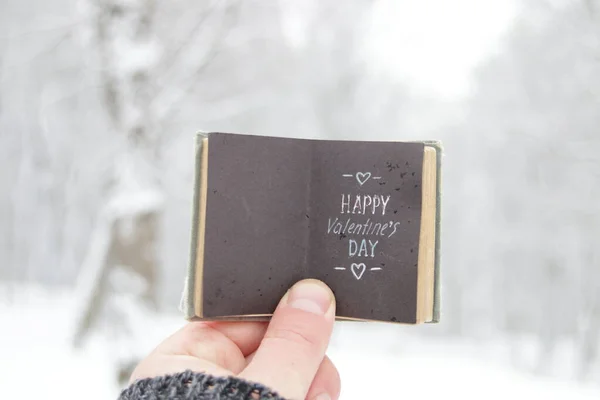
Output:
202 133 311 317
308 140 424 323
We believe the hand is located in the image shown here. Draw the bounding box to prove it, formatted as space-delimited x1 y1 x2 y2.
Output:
130 279 340 400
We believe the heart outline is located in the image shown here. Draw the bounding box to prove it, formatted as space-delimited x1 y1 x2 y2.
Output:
351 263 366 280
355 172 371 186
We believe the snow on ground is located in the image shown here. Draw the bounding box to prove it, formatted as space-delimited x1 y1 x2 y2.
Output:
1 284 598 399
329 328 600 399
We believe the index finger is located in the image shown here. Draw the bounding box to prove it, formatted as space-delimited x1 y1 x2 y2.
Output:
206 321 268 356
157 320 268 357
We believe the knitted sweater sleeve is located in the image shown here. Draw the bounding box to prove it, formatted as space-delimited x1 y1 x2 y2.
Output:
118 370 287 400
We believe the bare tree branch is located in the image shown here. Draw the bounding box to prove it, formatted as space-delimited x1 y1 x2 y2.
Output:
0 21 80 40
0 31 72 71
156 0 221 78
155 1 241 125
94 0 122 131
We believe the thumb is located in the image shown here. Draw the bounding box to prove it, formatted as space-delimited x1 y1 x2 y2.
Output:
239 279 336 400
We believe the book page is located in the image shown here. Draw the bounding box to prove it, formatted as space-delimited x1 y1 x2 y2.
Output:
308 140 424 323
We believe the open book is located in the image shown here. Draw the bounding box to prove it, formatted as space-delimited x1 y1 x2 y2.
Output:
181 132 442 324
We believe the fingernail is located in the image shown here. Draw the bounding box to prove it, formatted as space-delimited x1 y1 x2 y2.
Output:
313 393 332 400
287 280 333 315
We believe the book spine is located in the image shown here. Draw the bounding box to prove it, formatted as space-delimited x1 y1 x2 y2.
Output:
182 132 210 319
424 141 443 323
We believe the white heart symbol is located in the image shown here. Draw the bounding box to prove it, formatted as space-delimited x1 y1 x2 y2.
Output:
351 263 366 280
355 172 371 186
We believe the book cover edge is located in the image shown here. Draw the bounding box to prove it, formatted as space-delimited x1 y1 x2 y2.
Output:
423 141 443 323
182 131 211 319
183 133 443 324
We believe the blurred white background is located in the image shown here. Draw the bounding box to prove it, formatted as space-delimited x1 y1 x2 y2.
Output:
1 0 599 398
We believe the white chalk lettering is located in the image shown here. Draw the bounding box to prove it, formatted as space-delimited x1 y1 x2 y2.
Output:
327 217 339 233
352 196 362 214
341 194 350 214
368 240 378 257
381 195 390 215
349 238 378 258
339 195 391 216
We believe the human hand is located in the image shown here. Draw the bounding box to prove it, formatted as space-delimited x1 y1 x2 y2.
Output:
130 279 340 400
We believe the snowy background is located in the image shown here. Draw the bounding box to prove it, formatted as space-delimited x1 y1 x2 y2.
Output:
1 0 600 398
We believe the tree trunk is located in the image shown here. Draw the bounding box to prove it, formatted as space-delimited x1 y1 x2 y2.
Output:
72 0 162 352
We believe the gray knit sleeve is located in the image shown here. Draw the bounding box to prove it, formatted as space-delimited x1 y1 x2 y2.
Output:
118 370 287 400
